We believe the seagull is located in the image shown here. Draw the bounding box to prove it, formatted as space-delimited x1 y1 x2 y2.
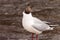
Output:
22 5 55 40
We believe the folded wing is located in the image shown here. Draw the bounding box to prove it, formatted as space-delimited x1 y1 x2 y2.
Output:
32 17 54 31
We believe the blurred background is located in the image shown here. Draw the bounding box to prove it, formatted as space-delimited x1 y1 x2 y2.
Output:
0 0 60 40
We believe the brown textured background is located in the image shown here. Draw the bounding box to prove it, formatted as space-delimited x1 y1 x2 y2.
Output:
0 0 60 40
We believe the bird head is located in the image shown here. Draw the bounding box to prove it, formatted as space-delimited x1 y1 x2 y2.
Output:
24 4 32 14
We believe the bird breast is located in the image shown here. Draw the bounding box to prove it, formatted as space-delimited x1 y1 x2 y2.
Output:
22 16 34 27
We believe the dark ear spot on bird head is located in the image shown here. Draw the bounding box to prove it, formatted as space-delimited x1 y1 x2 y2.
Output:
25 5 32 14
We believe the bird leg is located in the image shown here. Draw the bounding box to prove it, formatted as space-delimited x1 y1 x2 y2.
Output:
32 33 34 40
36 34 38 40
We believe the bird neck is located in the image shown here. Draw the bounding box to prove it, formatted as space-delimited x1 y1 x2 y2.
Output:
22 12 33 21
23 11 32 17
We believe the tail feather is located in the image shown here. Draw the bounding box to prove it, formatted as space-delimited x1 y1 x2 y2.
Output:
47 27 54 30
50 27 54 30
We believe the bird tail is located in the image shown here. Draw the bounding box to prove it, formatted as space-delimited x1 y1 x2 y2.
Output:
47 27 54 30
49 24 59 30
50 27 54 30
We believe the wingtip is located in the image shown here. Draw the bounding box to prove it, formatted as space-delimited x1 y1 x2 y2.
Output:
50 24 59 27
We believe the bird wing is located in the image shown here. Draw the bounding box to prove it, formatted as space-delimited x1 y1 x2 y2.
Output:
32 17 53 31
42 21 50 23
33 17 50 23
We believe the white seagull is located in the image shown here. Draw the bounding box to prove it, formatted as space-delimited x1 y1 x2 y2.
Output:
22 5 55 40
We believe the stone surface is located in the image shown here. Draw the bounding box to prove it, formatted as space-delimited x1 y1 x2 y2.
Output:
0 0 60 40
